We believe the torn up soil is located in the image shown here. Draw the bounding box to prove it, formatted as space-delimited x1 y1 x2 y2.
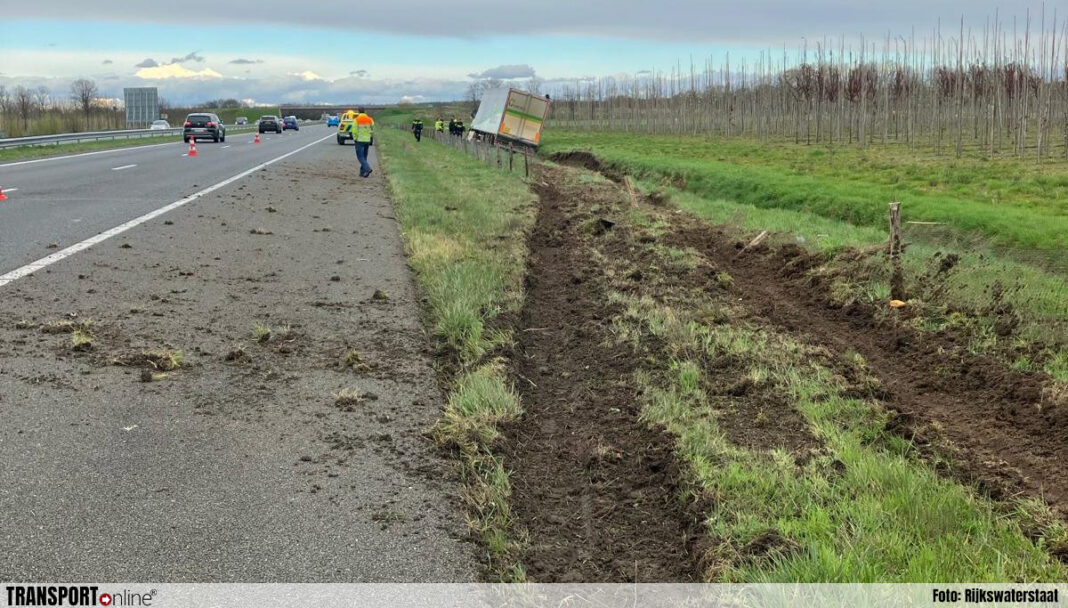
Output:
499 175 700 582
692 227 1068 512
550 150 1068 522
671 219 1068 518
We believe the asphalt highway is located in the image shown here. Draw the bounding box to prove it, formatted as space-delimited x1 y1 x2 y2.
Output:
0 128 476 581
0 127 335 275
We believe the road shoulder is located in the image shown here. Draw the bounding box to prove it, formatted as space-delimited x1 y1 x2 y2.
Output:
0 140 475 581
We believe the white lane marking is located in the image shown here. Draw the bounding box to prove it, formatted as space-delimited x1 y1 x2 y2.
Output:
0 133 334 288
0 142 174 168
111 164 137 171
0 131 262 169
3 187 17 192
221 145 231 149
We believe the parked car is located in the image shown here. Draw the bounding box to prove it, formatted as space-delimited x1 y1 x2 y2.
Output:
326 115 340 127
258 115 282 134
150 120 171 130
183 112 226 143
235 116 249 125
283 116 299 131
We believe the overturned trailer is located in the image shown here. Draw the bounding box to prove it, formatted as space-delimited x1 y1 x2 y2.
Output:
469 87 551 150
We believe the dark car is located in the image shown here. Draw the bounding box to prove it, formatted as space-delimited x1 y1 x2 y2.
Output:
259 115 282 134
283 116 299 131
183 113 226 143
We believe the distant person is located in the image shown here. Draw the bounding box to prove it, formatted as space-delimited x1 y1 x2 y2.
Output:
448 118 457 136
411 118 424 142
435 118 444 133
345 107 375 178
455 119 465 137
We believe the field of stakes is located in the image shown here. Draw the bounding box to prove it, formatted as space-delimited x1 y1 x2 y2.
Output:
377 117 1068 582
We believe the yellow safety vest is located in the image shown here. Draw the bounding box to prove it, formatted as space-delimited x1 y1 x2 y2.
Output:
347 113 374 143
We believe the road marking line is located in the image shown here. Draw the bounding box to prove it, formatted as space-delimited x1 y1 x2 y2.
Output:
222 145 231 149
4 187 17 192
0 132 262 168
0 133 334 289
0 142 174 168
111 164 137 171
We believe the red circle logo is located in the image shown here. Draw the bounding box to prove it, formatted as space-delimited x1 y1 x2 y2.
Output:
99 594 113 606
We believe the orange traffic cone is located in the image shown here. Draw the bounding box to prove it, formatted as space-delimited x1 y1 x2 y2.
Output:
254 133 261 144
0 188 7 202
188 136 198 157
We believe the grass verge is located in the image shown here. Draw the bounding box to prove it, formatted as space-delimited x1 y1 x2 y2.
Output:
540 131 1068 253
541 131 1068 366
377 126 536 579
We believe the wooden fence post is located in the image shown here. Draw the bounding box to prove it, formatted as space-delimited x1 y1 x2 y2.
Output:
888 202 905 300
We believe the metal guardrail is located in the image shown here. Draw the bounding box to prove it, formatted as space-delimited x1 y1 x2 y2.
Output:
0 128 189 149
0 122 327 150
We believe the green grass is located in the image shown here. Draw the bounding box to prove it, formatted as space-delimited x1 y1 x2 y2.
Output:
379 127 534 365
541 131 1068 256
378 126 536 579
541 130 1068 356
656 182 1068 348
613 292 1067 582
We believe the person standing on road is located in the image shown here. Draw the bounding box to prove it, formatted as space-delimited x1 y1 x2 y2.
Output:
346 107 375 178
411 118 424 142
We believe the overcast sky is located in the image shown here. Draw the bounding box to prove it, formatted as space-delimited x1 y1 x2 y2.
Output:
0 1 1059 105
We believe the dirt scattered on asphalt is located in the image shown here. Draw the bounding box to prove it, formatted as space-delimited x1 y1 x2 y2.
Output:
0 148 475 581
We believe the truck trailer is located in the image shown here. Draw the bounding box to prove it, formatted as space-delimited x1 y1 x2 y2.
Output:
469 87 551 150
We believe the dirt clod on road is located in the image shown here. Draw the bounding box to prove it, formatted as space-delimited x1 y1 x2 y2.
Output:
0 143 475 581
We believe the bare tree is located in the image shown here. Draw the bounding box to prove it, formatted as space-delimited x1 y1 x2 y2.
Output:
70 78 99 122
14 86 34 129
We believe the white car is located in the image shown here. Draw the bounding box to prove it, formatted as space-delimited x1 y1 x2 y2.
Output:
150 120 171 130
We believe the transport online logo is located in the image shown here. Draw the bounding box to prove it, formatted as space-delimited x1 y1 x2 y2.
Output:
5 586 156 607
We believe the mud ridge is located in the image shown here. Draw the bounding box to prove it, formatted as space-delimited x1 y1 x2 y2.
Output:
669 225 1068 518
499 175 700 582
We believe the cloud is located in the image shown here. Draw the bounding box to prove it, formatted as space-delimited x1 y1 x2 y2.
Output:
102 59 113 65
469 64 536 80
135 58 159 68
399 94 425 104
3 1 1049 45
292 70 324 81
135 63 223 80
350 70 369 78
229 58 263 64
169 51 205 64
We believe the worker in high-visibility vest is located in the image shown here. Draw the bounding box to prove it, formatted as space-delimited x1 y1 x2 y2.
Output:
435 118 444 133
411 118 424 142
345 107 375 178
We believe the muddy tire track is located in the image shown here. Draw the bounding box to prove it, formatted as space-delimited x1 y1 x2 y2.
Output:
500 177 700 582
